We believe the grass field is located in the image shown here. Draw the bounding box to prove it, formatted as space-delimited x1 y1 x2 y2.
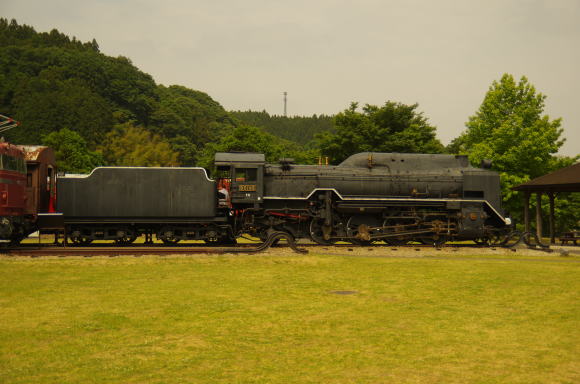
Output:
0 251 579 383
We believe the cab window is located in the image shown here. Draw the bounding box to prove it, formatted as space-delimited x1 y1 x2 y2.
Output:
235 168 257 182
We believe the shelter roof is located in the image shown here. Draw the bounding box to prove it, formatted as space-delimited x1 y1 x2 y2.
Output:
512 162 580 193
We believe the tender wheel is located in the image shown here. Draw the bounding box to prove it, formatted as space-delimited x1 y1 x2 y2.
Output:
69 228 93 245
157 227 180 245
204 229 228 245
70 235 93 245
115 229 137 245
115 237 136 245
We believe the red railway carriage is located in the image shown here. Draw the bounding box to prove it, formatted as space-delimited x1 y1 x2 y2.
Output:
21 146 57 215
0 141 29 241
0 143 56 242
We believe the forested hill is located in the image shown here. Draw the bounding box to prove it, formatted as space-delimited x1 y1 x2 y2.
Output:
0 18 236 168
229 110 334 146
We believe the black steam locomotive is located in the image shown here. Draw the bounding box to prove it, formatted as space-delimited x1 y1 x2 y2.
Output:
51 151 512 246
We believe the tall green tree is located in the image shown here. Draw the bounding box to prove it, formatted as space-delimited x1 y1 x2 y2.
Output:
99 124 179 167
317 102 444 164
12 72 113 145
455 73 573 227
42 128 103 173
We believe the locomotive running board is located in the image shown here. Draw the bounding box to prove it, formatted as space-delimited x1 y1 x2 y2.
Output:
263 188 511 225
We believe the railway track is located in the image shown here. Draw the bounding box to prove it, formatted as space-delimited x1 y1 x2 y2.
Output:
3 240 554 257
1 230 554 257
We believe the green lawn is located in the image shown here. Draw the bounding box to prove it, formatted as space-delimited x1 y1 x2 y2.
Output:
0 252 578 383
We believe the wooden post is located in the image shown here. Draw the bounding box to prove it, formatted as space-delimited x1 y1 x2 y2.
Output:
524 192 530 233
536 192 543 239
548 192 555 244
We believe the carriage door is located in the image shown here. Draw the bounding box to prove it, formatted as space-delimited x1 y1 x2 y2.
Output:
231 165 263 205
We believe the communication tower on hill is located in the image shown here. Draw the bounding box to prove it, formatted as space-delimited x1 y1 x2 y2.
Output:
283 92 287 117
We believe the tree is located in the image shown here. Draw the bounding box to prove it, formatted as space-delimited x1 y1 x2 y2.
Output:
230 110 335 146
456 73 572 227
99 123 179 166
317 101 444 164
11 73 113 145
42 128 103 173
198 125 317 169
168 135 198 166
0 19 238 167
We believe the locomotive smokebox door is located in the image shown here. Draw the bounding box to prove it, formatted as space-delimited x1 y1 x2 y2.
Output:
214 153 265 207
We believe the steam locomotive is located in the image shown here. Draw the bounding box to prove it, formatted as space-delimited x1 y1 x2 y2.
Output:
48 151 512 246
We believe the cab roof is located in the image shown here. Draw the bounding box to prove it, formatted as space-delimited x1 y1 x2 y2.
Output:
215 152 265 166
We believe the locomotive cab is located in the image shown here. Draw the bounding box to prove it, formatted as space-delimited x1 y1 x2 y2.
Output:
214 153 265 207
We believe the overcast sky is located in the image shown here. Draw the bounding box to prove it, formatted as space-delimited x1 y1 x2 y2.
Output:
2 0 579 156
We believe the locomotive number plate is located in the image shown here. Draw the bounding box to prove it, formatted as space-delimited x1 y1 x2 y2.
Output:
239 184 256 192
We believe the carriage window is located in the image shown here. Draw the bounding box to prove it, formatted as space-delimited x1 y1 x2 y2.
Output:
0 155 19 171
235 168 257 182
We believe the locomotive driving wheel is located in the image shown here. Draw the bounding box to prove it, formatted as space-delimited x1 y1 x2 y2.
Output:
346 215 379 245
309 219 336 245
382 218 409 246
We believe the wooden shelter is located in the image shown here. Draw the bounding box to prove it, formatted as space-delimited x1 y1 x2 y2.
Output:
512 162 580 243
